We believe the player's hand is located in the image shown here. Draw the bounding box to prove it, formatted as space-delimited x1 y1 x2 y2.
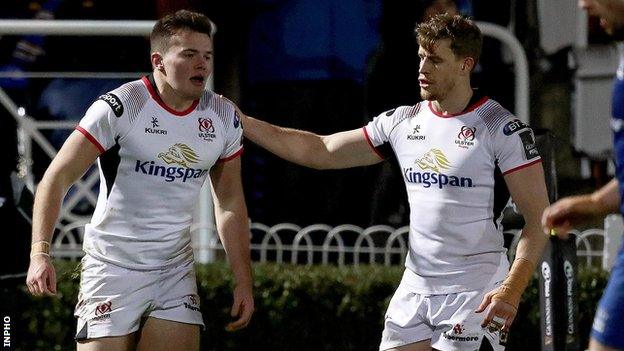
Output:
541 195 596 239
226 284 254 332
26 255 57 297
475 288 517 333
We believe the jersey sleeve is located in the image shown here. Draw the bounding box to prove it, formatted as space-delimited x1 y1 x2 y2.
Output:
77 90 137 154
491 116 542 175
363 106 408 159
218 104 244 162
76 99 117 153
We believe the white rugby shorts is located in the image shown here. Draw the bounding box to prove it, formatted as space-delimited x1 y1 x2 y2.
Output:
380 255 510 351
74 254 204 341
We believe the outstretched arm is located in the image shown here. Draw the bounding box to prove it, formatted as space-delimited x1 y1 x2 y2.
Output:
210 157 254 331
242 114 383 170
477 163 550 332
542 178 619 238
27 130 101 296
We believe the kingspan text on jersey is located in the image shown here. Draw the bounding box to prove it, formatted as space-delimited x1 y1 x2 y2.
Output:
135 160 208 182
403 168 474 189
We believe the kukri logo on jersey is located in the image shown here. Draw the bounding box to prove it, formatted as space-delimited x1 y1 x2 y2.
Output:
407 125 425 141
403 148 474 188
134 143 208 182
145 117 168 135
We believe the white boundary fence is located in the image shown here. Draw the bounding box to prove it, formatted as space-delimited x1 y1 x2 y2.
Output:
47 220 621 271
3 19 611 269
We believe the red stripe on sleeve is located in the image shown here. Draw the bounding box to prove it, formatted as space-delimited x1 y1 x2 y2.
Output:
76 126 105 154
218 147 244 163
502 159 542 176
362 127 385 160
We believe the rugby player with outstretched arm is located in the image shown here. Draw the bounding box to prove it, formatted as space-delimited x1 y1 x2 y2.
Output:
237 14 550 351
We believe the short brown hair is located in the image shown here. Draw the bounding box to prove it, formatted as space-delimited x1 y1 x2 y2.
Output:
415 13 482 66
150 10 213 53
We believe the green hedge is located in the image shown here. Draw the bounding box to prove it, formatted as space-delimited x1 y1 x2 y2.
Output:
2 261 609 350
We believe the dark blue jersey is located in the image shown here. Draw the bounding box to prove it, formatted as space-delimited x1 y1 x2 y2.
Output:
592 49 624 349
612 72 624 213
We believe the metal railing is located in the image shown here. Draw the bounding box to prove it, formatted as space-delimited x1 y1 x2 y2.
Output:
47 221 615 270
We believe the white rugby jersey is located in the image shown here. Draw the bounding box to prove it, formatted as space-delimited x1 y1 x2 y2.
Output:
364 95 541 294
76 76 243 270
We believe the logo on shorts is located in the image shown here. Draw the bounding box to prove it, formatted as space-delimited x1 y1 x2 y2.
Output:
443 323 480 343
455 126 476 149
93 301 112 321
442 332 481 342
184 295 201 312
453 323 464 334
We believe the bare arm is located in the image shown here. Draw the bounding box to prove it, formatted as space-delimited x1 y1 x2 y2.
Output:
209 157 254 331
505 164 551 266
242 115 383 170
477 163 550 331
542 178 619 237
27 130 101 296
